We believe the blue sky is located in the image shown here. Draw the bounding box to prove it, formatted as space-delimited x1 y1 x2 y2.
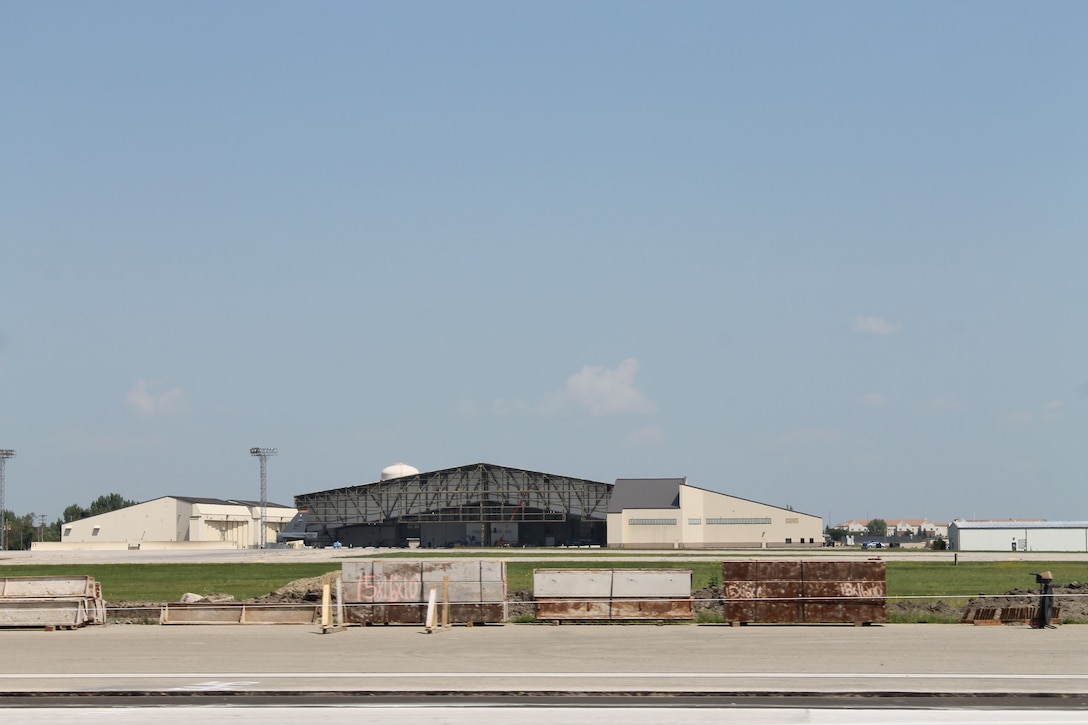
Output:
2 1 1086 526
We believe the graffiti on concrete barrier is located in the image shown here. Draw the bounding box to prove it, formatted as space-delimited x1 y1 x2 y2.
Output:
352 575 423 603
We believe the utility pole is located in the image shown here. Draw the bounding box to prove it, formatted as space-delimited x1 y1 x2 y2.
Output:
0 450 14 551
249 447 277 548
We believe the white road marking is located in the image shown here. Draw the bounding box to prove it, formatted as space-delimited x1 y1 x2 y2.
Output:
169 681 259 691
2 707 1088 725
1 671 1087 681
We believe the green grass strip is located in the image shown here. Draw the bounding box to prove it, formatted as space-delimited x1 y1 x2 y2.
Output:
1 559 1085 607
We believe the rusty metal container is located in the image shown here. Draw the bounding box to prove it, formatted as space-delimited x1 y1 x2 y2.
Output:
801 561 886 624
722 561 802 624
722 560 886 624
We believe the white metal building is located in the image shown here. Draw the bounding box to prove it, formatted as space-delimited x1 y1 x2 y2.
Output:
606 478 824 549
55 496 297 550
949 520 1088 552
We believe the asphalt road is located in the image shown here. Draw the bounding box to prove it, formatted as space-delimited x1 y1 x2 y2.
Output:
5 548 1088 722
1 622 1085 697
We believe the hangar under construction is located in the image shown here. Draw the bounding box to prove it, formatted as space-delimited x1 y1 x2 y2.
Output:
293 462 612 548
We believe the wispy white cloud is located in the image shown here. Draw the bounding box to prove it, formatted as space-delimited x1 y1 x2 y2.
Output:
492 397 529 416
1042 400 1064 422
492 358 656 417
457 395 479 417
124 380 191 417
852 315 901 336
623 425 665 447
861 392 887 408
919 396 965 412
564 358 656 416
1003 410 1035 425
1004 400 1064 426
779 427 843 445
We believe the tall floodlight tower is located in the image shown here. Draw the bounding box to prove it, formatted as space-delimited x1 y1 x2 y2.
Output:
249 447 277 548
0 449 14 551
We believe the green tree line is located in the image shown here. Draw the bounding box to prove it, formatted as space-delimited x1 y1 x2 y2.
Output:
1 493 137 550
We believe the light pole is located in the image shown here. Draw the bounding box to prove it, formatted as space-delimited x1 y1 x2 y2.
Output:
0 449 14 551
249 447 277 548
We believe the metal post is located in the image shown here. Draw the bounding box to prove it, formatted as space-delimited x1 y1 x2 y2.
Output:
0 450 14 551
249 447 277 548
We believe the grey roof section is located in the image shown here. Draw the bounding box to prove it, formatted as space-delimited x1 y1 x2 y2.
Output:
608 478 684 514
170 496 294 509
952 520 1088 530
298 462 611 497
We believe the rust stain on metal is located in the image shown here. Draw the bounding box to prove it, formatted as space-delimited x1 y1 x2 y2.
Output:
344 603 425 625
611 598 693 620
536 600 611 620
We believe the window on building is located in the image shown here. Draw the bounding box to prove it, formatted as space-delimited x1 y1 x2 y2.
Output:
688 518 702 525
629 518 677 526
706 517 772 525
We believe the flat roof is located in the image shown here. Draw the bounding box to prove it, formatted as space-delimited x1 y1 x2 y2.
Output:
952 520 1088 530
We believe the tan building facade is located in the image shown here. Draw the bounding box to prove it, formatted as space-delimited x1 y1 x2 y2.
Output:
606 478 823 549
55 496 297 550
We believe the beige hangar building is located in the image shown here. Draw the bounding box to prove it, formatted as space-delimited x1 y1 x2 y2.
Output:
51 496 298 550
606 477 824 548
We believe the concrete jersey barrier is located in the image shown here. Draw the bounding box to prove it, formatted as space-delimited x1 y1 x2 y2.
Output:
533 569 694 621
341 559 507 625
0 575 107 629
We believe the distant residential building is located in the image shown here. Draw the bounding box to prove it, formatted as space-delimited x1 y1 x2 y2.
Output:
836 518 939 537
835 520 870 534
885 519 937 537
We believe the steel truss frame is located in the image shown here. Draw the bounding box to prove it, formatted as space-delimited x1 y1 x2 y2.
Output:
296 463 612 528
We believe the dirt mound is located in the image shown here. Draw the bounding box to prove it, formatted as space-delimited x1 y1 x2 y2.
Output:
888 598 960 619
694 585 723 619
249 574 334 604
961 582 1088 621
507 589 535 619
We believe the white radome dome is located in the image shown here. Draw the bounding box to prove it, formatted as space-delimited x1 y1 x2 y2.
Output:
381 463 420 481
